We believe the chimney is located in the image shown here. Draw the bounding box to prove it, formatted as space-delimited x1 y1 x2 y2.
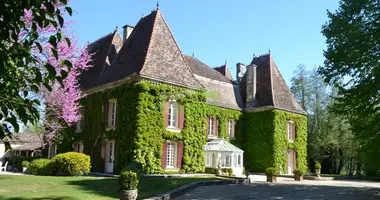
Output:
236 63 245 83
246 64 257 107
122 24 134 42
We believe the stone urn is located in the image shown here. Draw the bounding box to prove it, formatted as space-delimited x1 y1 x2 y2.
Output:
294 174 303 181
22 167 27 173
266 175 277 183
315 168 321 177
119 189 138 200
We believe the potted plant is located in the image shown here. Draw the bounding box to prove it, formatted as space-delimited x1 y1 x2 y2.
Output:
21 161 29 173
265 167 279 183
119 170 139 200
315 162 321 177
293 168 306 181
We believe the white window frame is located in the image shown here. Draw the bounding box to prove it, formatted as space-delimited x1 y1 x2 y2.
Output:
221 153 231 167
166 142 177 168
237 154 242 167
205 152 212 167
108 99 117 127
228 120 235 139
168 101 179 128
287 121 295 142
208 117 215 136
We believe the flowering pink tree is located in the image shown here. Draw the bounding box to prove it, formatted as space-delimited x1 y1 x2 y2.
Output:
23 3 92 141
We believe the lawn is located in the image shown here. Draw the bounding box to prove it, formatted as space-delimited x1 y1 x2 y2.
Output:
0 175 221 200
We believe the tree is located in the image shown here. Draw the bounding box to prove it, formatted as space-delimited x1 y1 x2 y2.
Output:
320 0 380 175
0 0 73 141
290 64 310 111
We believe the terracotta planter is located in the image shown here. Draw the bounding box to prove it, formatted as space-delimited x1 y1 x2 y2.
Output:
294 174 303 181
119 189 138 200
266 175 277 183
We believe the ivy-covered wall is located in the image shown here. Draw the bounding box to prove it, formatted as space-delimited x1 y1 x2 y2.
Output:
242 109 307 173
75 81 241 174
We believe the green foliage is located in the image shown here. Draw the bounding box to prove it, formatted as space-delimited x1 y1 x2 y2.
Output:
119 170 139 190
79 81 241 174
204 167 217 174
51 152 91 176
315 162 321 169
9 156 40 170
265 167 279 176
293 168 306 176
241 110 307 173
0 0 72 140
28 159 53 175
21 161 29 168
320 0 380 175
221 168 233 176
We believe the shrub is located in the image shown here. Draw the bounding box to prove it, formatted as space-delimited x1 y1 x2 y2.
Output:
28 159 53 175
9 156 40 171
21 161 30 168
293 168 306 176
221 168 233 176
119 170 139 190
265 167 279 176
205 167 217 174
52 152 91 176
315 162 321 169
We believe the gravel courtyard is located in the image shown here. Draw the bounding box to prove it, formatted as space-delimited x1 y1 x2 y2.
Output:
175 175 380 200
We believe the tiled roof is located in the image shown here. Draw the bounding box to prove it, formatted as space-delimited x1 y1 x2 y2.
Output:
1 133 42 144
99 10 202 89
204 139 243 152
241 54 305 114
184 55 232 84
13 143 42 151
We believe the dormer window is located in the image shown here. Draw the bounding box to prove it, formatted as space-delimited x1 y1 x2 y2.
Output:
227 120 235 139
287 121 296 142
208 118 214 136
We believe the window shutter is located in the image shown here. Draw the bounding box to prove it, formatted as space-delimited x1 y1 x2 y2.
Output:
177 143 184 169
293 123 296 140
104 102 109 127
234 120 237 138
179 104 184 129
206 117 209 136
215 119 219 136
226 120 229 137
161 142 168 169
164 101 169 128
293 150 297 170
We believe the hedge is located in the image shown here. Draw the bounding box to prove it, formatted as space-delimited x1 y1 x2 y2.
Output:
52 152 91 176
9 156 40 171
28 159 53 175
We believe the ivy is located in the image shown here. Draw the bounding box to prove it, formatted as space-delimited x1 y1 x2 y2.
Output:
72 81 241 174
241 110 307 173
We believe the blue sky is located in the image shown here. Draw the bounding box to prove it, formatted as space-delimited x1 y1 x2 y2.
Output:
70 0 339 84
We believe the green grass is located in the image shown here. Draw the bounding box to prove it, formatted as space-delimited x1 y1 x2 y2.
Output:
0 175 221 200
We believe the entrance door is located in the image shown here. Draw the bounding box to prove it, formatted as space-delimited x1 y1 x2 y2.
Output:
105 140 115 173
287 149 296 174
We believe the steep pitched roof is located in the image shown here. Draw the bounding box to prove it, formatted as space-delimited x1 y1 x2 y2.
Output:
243 54 305 114
100 10 202 89
213 65 233 80
185 55 243 110
1 132 42 144
79 31 121 90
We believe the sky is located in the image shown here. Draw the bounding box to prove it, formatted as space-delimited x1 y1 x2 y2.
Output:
70 0 339 84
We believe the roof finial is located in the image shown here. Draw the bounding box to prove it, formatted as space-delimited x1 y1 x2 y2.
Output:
156 0 159 10
225 60 227 65
253 52 255 58
269 48 271 54
192 52 195 57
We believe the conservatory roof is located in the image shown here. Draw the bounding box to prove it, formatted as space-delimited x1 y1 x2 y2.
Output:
204 139 244 153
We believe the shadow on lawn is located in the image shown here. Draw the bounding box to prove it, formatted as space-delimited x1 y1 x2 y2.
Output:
66 177 119 199
0 196 76 200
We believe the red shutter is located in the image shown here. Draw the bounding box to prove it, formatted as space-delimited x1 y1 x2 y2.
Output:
104 102 109 127
177 143 184 169
164 101 169 128
293 150 297 170
161 142 168 169
179 104 184 129
293 123 296 141
215 119 219 137
206 117 209 137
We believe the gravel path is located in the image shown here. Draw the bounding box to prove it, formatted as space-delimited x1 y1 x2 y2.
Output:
175 175 380 200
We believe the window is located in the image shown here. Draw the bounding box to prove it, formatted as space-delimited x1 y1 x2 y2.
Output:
76 109 84 131
166 142 176 168
237 154 241 167
208 118 214 136
108 100 117 127
228 120 235 138
205 152 212 167
108 142 114 163
287 121 295 141
222 154 231 167
168 102 178 128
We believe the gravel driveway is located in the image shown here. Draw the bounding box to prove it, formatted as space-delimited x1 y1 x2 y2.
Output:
175 175 380 200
